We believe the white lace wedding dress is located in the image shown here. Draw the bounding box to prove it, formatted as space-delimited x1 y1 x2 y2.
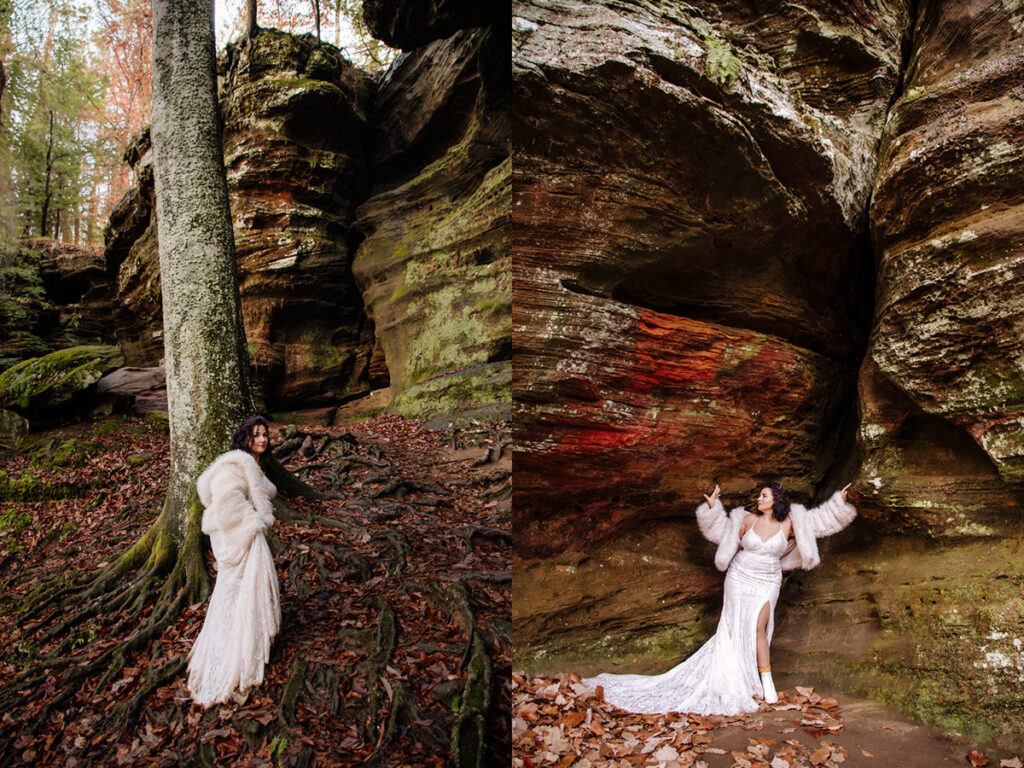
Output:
585 525 789 715
187 450 281 707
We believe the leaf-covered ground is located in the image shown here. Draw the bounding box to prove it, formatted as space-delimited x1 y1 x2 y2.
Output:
512 673 1024 768
0 413 510 766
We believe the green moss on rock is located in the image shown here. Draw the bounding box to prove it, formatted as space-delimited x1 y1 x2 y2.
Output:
0 345 123 414
390 362 511 424
0 469 84 502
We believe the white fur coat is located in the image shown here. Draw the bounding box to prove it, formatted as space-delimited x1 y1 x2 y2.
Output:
188 449 280 707
695 490 856 572
196 449 277 567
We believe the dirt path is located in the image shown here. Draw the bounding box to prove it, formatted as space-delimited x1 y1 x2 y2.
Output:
700 695 983 768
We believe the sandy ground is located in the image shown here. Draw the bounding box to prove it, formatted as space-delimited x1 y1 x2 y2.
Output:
700 694 984 767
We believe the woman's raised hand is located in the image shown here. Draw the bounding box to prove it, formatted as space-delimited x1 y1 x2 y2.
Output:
702 484 721 506
840 482 852 501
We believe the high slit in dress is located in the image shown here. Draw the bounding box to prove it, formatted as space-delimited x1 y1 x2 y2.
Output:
584 524 789 716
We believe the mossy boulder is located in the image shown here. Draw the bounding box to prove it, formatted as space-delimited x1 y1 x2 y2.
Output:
0 345 124 428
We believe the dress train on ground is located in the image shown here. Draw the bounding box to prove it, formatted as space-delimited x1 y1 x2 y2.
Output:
584 527 788 715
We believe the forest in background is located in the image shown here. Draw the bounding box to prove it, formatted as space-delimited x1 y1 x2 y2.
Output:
0 0 394 249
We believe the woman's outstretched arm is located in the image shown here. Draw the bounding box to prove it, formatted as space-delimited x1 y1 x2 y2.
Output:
803 482 857 538
696 484 730 544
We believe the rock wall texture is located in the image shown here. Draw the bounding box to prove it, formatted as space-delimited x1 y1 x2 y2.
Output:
222 30 379 407
363 0 507 50
103 23 510 422
104 32 381 410
352 23 510 422
513 0 1024 751
513 0 905 556
104 130 162 367
860 1 1024 535
0 240 115 371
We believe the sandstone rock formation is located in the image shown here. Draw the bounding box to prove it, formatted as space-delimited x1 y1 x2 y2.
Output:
352 24 510 422
1 241 115 370
0 409 28 444
363 0 507 50
103 24 510 423
104 131 163 366
97 366 167 413
32 239 114 346
513 0 905 557
222 30 379 408
104 32 381 409
513 0 1024 751
861 1 1024 537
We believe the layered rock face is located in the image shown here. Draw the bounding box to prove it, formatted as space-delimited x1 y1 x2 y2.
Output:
222 31 379 407
513 0 905 557
363 0 507 50
104 32 381 409
353 23 510 421
104 131 162 366
860 1 1024 536
514 0 1024 750
0 240 115 370
104 24 510 422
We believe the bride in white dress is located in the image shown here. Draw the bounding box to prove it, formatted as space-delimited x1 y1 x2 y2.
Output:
187 416 281 707
585 481 856 716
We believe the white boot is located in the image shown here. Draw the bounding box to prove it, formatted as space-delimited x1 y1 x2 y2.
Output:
760 668 778 704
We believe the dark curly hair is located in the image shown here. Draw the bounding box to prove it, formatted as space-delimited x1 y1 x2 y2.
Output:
757 481 791 522
229 415 270 454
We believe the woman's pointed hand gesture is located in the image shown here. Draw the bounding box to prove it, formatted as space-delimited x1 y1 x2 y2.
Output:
703 484 721 506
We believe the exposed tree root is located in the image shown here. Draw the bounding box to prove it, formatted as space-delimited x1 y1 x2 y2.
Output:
262 452 336 500
457 524 512 553
472 433 510 466
360 601 446 765
371 475 448 500
114 650 187 735
371 530 410 578
0 496 208 761
450 569 512 584
273 426 358 461
279 656 307 728
426 581 495 768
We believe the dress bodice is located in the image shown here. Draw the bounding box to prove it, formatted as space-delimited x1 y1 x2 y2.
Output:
740 526 790 558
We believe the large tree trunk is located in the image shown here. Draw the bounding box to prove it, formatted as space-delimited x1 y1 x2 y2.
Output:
0 3 326 751
151 0 254 570
246 0 258 40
